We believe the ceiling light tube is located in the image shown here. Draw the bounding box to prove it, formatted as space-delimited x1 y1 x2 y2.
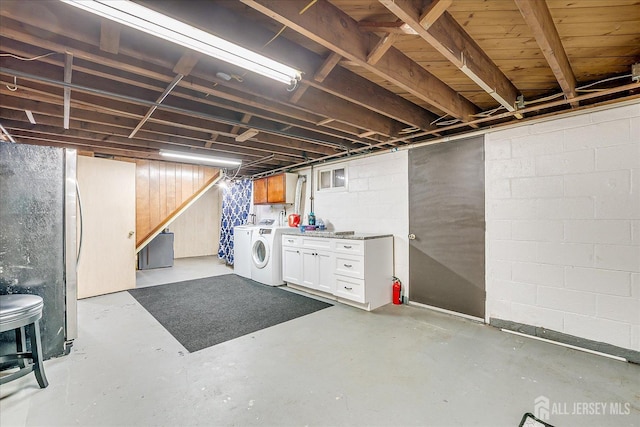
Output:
159 150 241 166
60 0 302 86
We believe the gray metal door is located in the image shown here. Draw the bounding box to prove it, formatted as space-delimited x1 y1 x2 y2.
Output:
408 136 485 318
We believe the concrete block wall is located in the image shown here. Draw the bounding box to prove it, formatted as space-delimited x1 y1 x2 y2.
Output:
297 150 410 294
485 102 640 351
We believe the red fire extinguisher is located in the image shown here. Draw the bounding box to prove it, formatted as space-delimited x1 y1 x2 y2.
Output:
392 277 402 305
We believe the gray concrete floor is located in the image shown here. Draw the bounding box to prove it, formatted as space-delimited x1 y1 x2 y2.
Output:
1 257 638 426
135 255 233 288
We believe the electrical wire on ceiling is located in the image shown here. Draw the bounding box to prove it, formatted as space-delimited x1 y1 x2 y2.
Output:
217 163 243 187
255 0 317 91
576 74 633 92
0 52 58 61
522 73 635 106
429 113 462 126
262 0 317 49
1 51 60 92
523 92 564 106
430 114 449 125
399 126 421 134
471 105 506 118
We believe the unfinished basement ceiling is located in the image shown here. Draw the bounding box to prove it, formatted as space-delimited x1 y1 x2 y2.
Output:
1 0 639 176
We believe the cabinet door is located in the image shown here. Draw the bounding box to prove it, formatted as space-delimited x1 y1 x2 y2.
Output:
301 249 318 289
253 177 268 204
316 250 334 294
267 174 286 203
282 246 302 284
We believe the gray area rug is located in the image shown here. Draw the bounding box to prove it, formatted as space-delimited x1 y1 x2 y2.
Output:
128 274 332 352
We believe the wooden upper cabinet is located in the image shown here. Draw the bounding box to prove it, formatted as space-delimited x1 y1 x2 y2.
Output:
253 176 268 204
253 173 298 205
267 174 286 204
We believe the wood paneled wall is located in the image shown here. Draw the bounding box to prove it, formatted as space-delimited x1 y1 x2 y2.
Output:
170 186 221 258
115 158 219 247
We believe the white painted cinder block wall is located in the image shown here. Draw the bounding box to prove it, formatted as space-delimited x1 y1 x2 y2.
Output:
303 150 409 292
254 150 410 294
485 102 640 351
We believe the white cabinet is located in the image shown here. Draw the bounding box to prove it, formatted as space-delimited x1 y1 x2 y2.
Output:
281 234 393 311
282 245 302 284
301 249 334 293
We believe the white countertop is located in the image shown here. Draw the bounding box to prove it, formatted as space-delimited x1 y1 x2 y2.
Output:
281 230 392 240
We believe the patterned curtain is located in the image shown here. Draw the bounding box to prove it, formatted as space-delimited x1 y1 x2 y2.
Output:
218 179 252 265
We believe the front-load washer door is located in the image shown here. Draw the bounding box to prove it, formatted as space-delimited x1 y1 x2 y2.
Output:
252 236 270 269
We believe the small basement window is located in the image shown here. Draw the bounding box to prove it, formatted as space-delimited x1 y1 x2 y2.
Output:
317 166 347 192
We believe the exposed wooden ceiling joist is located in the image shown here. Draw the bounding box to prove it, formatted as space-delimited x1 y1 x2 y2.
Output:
366 32 398 65
0 0 637 175
139 1 439 131
514 0 578 106
0 38 367 150
240 0 479 122
63 52 73 129
0 4 391 145
380 0 521 116
99 19 120 55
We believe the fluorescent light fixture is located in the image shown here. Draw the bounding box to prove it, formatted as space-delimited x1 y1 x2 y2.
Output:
159 150 241 166
235 128 259 142
25 110 36 124
60 0 302 86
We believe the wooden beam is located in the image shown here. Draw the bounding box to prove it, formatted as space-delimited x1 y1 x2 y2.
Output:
241 0 477 122
313 52 342 82
0 109 309 161
128 74 184 138
288 82 309 103
2 1 437 133
173 51 201 76
358 130 376 138
316 118 333 126
514 0 578 105
297 85 402 137
236 128 260 142
63 52 73 129
0 69 345 156
0 9 397 141
230 113 252 135
318 66 436 129
99 19 120 54
419 0 453 29
379 0 520 115
358 20 417 35
204 133 218 148
367 32 398 65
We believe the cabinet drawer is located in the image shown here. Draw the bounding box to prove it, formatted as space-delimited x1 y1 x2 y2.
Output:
333 239 363 255
301 237 332 249
334 277 365 303
282 235 300 247
334 255 364 279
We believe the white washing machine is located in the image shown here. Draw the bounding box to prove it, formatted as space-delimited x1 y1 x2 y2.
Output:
233 224 258 279
250 225 289 286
